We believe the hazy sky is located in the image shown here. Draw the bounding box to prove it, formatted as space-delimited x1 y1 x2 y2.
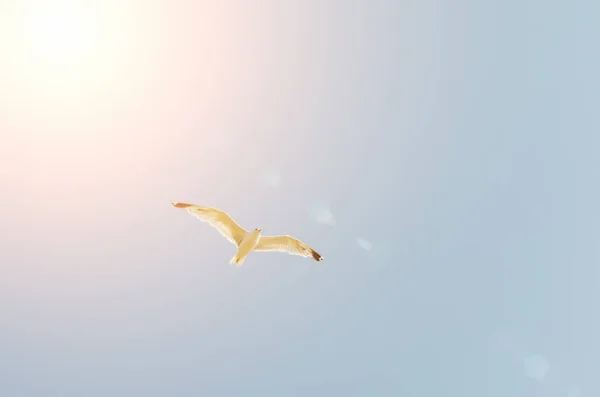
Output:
0 0 598 396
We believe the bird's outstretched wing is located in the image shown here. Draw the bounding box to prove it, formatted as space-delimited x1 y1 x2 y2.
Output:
254 235 323 261
172 202 247 246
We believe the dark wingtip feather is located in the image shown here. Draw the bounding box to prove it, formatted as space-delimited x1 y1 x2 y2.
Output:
172 201 192 208
311 250 324 262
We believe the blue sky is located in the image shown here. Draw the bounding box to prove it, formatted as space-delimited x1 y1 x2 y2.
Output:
0 0 598 396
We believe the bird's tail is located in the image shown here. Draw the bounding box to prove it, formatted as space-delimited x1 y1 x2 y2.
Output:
229 254 246 266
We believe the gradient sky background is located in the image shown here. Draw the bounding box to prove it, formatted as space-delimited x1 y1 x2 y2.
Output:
0 0 598 396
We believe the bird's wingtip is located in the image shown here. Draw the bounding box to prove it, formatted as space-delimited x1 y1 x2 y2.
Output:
311 250 324 262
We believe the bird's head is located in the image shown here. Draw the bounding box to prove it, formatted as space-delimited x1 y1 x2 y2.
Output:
254 228 262 233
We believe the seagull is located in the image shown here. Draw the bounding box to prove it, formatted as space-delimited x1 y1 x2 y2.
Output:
172 202 324 266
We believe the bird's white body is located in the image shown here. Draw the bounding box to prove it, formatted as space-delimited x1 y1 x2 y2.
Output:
230 229 262 265
172 201 324 267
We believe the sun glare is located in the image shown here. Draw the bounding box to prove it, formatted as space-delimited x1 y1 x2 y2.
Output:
26 2 98 62
3 1 135 101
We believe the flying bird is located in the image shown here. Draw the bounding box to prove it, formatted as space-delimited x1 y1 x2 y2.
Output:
172 202 324 266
